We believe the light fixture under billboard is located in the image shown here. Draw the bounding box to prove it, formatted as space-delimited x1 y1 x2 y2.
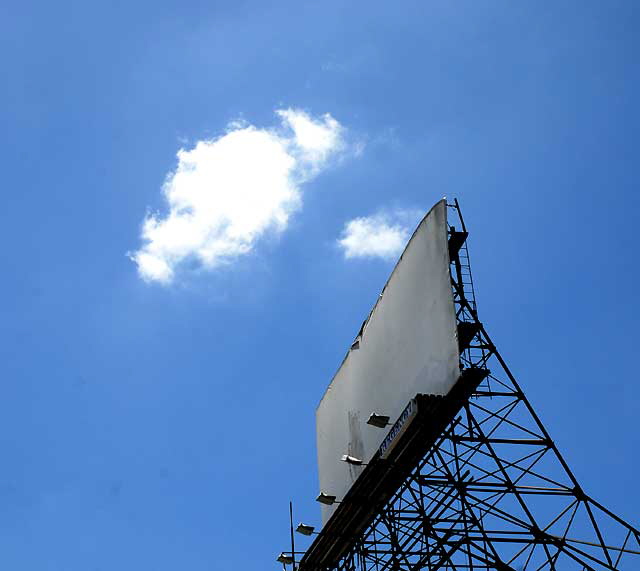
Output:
277 553 294 564
366 413 390 428
296 523 315 536
316 492 337 505
340 454 364 466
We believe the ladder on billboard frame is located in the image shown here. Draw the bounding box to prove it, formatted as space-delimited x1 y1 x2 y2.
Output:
294 199 640 571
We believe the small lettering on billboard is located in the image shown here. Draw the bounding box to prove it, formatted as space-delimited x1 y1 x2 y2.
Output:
379 399 418 459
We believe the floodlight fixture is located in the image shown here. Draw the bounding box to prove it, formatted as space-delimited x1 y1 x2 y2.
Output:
341 454 364 466
296 523 315 536
367 412 390 428
316 492 337 505
277 553 294 565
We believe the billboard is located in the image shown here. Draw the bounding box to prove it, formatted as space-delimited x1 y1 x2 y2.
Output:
316 199 460 523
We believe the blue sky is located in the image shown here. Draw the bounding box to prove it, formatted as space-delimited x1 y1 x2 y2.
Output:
1 1 639 569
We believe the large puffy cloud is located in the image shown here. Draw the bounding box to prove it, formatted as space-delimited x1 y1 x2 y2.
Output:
337 209 422 261
130 109 345 284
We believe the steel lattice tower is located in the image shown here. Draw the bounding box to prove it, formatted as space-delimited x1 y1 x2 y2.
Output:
292 201 639 571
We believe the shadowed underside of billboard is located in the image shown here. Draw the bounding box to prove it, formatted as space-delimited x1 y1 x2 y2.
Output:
316 199 460 524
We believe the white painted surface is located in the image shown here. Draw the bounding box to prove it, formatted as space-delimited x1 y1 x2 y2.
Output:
316 199 460 523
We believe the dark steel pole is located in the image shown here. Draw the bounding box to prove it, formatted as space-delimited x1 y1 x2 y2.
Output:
290 501 296 571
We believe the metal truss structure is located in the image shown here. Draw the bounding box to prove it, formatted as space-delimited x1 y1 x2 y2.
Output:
294 201 640 571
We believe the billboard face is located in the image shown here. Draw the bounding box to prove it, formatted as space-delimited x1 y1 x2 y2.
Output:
316 199 459 523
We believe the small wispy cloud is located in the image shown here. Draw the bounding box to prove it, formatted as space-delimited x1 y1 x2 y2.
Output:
337 209 422 261
130 109 347 284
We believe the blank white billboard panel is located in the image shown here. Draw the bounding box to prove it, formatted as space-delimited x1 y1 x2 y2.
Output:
316 199 459 523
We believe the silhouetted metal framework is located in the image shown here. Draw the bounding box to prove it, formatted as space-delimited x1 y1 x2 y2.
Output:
294 201 640 571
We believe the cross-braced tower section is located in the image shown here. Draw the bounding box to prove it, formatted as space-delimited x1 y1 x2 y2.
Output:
294 200 639 571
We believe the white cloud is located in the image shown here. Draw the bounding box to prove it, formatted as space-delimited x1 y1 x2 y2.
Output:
130 109 346 284
276 109 343 167
338 209 422 261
